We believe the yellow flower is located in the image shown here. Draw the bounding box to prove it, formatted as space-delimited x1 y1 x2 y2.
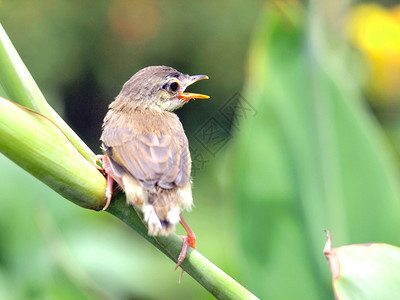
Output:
348 4 400 103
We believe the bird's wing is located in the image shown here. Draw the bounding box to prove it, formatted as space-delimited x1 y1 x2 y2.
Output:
101 125 191 190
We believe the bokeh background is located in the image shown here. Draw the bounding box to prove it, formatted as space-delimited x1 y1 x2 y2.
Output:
1 0 400 299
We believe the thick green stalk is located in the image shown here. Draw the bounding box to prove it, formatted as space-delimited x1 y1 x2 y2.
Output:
0 23 95 163
0 97 106 209
0 97 258 299
0 23 258 299
107 193 259 300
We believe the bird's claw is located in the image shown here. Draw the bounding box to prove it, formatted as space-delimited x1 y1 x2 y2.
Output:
94 155 114 211
174 227 196 283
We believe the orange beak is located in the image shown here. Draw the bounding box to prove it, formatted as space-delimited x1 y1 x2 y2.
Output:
178 75 210 102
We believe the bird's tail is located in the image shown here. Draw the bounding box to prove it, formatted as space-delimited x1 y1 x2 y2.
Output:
142 183 193 236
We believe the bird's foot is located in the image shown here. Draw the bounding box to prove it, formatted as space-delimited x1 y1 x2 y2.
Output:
175 234 196 270
174 214 196 282
94 155 114 211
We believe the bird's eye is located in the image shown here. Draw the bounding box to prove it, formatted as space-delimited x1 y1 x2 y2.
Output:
169 81 179 92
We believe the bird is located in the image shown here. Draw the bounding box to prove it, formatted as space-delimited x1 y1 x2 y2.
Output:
97 65 209 278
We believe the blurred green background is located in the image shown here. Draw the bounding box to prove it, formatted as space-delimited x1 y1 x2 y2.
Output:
1 0 400 299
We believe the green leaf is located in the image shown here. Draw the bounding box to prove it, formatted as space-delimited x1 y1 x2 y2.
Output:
324 232 400 299
228 2 400 298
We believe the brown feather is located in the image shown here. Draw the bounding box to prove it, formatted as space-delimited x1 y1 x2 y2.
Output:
102 109 191 187
101 109 192 235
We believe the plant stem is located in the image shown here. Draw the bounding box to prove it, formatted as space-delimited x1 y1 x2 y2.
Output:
0 97 106 209
107 192 259 300
0 22 95 163
0 22 259 299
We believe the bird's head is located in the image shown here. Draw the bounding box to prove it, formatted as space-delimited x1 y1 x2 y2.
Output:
115 66 209 112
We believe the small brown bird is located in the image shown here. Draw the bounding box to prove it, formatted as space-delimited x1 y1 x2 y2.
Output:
98 66 209 276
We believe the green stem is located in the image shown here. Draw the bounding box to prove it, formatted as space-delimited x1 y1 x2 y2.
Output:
107 192 259 300
0 23 259 299
0 22 95 163
0 97 106 209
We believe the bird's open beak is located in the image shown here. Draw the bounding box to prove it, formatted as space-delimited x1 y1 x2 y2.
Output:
178 75 210 102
